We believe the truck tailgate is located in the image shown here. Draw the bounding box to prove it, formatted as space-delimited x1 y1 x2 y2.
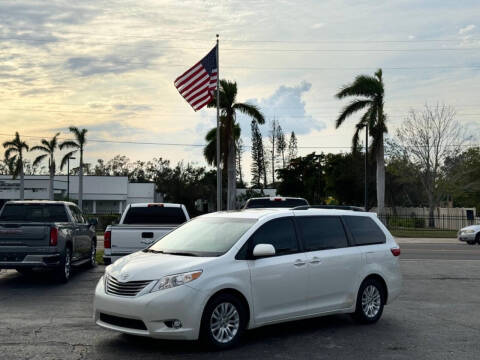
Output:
110 225 174 255
0 223 50 247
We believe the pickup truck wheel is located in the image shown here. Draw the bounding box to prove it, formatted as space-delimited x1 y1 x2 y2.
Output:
55 247 72 283
88 240 96 268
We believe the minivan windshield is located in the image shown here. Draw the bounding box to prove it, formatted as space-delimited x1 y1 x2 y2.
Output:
148 217 256 257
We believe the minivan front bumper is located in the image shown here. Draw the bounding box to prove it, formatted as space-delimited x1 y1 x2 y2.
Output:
93 276 205 340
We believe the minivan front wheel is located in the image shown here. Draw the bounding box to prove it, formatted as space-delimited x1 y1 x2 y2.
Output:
200 293 246 349
353 278 385 324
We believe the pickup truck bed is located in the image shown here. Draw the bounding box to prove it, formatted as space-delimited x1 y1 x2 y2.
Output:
103 203 190 264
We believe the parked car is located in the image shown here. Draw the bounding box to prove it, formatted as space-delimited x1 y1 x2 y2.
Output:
94 207 402 349
0 201 97 282
243 196 309 209
103 203 190 264
457 225 480 245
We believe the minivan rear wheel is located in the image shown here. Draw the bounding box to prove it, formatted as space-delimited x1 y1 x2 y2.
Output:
200 293 246 349
353 278 385 324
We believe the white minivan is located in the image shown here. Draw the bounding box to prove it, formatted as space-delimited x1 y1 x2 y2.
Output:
94 208 402 349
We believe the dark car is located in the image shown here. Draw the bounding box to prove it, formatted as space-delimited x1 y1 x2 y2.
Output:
243 197 309 209
0 201 97 282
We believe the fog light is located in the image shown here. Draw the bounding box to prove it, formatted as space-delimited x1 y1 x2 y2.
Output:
173 320 182 329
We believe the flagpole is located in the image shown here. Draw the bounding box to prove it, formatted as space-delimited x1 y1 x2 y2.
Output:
216 34 222 211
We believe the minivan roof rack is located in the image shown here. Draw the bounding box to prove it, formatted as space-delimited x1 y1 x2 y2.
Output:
292 205 365 212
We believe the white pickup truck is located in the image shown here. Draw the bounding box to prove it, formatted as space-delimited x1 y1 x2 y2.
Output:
102 203 190 264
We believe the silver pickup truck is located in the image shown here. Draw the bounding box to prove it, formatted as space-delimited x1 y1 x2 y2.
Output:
103 203 189 264
0 201 97 282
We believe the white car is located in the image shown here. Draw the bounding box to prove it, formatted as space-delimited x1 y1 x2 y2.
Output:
94 208 402 349
457 225 480 245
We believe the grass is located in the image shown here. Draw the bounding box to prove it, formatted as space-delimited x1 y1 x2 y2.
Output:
390 229 457 238
96 249 105 265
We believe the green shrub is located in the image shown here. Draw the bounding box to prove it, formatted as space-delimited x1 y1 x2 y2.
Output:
85 214 121 232
387 216 425 229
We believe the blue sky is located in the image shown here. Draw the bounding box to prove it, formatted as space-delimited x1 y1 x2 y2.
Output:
0 0 479 181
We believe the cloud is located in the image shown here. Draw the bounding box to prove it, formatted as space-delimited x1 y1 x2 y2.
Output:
311 23 325 29
459 24 476 35
65 41 164 76
240 81 326 137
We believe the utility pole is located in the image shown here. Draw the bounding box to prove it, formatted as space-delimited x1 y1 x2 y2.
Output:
364 125 368 211
67 156 76 201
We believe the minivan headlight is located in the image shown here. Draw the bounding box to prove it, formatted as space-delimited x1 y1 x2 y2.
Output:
150 271 202 293
463 229 475 234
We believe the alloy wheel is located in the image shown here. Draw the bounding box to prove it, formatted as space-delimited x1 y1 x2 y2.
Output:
210 302 240 344
361 285 381 318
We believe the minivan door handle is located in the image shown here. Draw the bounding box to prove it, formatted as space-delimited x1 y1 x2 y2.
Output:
309 256 321 264
293 259 306 267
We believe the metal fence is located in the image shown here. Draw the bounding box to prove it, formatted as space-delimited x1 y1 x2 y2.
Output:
377 214 478 237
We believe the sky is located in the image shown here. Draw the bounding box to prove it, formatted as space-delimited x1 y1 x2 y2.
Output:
1 0 479 183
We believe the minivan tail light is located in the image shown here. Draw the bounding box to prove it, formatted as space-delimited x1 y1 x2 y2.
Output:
104 230 111 249
50 227 58 246
391 247 401 257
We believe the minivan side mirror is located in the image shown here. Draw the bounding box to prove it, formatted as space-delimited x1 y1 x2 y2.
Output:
88 218 98 226
253 243 276 257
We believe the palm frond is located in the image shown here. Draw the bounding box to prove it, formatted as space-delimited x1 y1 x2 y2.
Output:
335 75 383 99
335 99 371 128
4 148 17 159
233 103 265 124
59 140 79 150
60 150 77 170
33 154 48 167
30 145 50 153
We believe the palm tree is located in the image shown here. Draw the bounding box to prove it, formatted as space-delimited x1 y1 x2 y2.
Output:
3 132 29 200
207 80 265 210
335 69 387 214
60 127 88 209
31 133 60 200
203 118 241 167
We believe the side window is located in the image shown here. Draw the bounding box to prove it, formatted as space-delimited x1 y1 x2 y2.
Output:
68 205 84 223
75 207 86 223
250 217 299 256
297 216 348 251
344 216 386 245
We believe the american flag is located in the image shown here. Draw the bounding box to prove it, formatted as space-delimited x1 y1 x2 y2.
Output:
174 45 218 111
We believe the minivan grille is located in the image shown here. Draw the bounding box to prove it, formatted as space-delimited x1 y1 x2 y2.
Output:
105 275 152 297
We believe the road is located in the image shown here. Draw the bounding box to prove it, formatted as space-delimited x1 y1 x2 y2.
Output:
1 240 479 360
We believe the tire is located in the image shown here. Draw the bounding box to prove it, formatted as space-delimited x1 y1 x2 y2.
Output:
353 278 385 324
200 293 247 350
87 240 97 268
55 247 72 283
467 240 476 245
476 234 480 245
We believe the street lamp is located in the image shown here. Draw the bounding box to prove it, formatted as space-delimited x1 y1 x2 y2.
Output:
67 156 76 201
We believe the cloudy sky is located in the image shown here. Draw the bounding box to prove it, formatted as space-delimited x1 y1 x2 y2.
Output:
1 0 479 182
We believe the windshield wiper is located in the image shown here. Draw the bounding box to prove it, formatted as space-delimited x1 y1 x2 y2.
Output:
163 251 199 257
142 249 165 254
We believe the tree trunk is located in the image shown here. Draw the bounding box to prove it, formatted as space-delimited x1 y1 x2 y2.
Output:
20 163 25 200
79 149 83 210
227 137 236 210
376 134 385 214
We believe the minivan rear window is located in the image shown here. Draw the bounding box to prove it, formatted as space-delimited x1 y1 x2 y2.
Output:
123 206 187 225
297 216 348 251
344 216 386 245
0 204 69 222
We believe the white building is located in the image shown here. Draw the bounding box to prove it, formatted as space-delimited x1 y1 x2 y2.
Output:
0 175 156 214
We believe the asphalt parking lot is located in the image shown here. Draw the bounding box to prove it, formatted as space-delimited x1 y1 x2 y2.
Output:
1 240 479 360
